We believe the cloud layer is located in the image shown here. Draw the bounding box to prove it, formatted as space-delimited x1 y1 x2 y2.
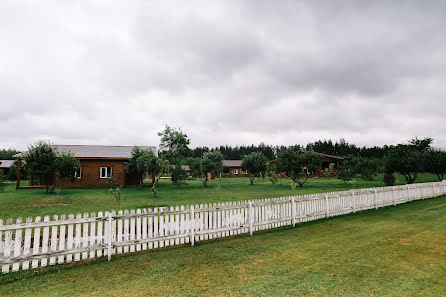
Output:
1 0 445 150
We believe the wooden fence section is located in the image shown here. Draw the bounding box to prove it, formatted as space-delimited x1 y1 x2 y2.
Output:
1 181 445 274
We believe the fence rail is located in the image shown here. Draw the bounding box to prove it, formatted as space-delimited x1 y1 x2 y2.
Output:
1 180 445 274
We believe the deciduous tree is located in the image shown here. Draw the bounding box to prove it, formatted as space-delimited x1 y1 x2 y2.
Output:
275 149 322 188
242 152 268 185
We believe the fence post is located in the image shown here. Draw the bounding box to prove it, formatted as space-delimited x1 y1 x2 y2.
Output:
107 212 113 261
190 205 195 246
325 194 329 218
432 183 436 198
406 185 410 202
392 187 396 206
374 189 378 210
291 197 296 227
351 190 356 213
248 201 253 236
419 184 423 200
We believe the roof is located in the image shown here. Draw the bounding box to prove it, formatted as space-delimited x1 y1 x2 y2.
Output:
13 145 157 159
297 150 343 160
0 160 14 168
223 160 242 167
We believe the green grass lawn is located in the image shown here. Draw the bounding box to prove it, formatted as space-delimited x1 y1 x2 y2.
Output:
0 173 442 221
0 195 445 296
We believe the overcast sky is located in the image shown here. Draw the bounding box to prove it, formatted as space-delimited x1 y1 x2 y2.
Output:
1 1 445 151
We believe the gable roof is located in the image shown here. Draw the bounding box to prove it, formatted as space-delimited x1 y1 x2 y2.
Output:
223 160 242 167
0 160 15 168
13 145 157 159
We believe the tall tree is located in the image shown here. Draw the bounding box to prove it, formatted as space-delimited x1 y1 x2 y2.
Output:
242 152 268 185
275 149 322 187
158 125 191 164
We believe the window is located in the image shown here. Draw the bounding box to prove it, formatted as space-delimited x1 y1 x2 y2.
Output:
233 169 239 175
244 170 248 175
100 166 112 178
75 167 82 179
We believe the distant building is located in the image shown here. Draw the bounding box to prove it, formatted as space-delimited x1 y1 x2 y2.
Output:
13 145 156 189
0 160 14 176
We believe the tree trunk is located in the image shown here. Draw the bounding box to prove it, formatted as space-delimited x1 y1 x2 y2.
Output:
151 172 165 198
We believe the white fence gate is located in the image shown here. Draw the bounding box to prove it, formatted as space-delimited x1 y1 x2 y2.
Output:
1 181 445 274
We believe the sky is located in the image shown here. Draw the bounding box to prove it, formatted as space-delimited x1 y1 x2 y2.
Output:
1 0 446 151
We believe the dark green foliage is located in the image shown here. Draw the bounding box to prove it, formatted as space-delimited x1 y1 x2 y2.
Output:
171 165 188 187
23 140 58 191
383 172 395 186
186 157 203 179
56 152 79 183
337 156 357 184
385 145 423 184
202 151 224 187
125 146 146 186
126 147 169 197
0 148 19 159
242 152 268 185
424 148 446 181
357 158 380 181
191 138 398 160
275 149 322 187
409 137 433 153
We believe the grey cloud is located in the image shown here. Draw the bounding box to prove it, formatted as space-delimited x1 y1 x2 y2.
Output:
0 0 446 150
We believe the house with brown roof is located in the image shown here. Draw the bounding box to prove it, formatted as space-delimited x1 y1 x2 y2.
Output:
0 160 14 176
297 150 343 177
13 145 156 189
223 160 248 178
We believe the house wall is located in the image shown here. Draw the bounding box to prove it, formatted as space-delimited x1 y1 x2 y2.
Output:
226 167 248 178
55 159 127 188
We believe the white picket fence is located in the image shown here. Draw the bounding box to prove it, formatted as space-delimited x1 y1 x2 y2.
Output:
1 181 445 274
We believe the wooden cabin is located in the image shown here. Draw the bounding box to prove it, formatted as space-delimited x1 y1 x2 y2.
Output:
13 145 156 189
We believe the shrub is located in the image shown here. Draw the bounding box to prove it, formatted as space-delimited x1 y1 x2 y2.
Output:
383 172 395 186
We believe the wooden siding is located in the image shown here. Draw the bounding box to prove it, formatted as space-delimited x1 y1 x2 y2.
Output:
55 159 127 188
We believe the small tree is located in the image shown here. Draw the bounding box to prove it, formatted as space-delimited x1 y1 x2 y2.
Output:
385 145 422 184
171 165 188 187
23 140 58 192
424 148 446 181
242 152 268 185
125 146 146 187
357 158 380 181
201 151 223 188
186 157 203 179
337 156 357 184
266 162 278 184
109 185 123 208
56 152 79 183
275 149 322 188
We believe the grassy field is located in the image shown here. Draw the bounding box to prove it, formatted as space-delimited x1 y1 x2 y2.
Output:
0 173 442 221
0 195 445 296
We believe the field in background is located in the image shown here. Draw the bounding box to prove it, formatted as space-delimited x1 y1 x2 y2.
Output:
0 173 441 221
0 195 445 296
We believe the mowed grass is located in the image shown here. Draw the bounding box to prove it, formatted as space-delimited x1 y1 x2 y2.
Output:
0 173 442 221
0 196 445 296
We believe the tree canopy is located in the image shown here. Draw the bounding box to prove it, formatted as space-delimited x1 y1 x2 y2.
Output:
275 149 322 187
242 152 268 185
